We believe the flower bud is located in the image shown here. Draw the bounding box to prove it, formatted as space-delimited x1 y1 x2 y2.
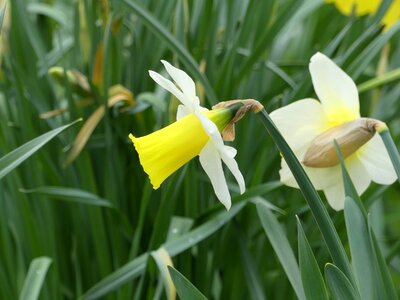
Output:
303 118 382 168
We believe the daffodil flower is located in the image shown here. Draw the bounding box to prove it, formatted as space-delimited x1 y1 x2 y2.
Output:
326 0 400 29
270 52 396 210
130 61 245 210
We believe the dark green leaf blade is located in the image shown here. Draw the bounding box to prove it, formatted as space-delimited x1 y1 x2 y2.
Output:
0 119 81 181
256 201 306 300
297 217 328 300
325 263 360 300
168 266 207 300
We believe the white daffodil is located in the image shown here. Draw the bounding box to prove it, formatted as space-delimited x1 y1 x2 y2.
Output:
131 60 245 210
270 52 396 210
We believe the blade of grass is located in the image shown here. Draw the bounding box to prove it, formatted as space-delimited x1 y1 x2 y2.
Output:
82 201 247 299
256 201 306 300
122 0 217 104
297 217 328 300
168 266 207 300
235 220 266 300
325 263 360 300
344 196 382 300
257 109 355 284
19 186 113 208
18 257 52 300
358 68 400 93
367 215 398 300
0 119 81 181
378 128 400 182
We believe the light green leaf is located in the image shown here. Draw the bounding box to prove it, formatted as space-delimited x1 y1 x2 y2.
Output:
19 257 52 300
344 196 382 300
256 201 306 300
19 186 113 208
297 217 328 300
379 129 400 182
0 119 81 181
325 263 360 300
168 266 207 300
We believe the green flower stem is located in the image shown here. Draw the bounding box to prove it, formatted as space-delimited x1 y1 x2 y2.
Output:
358 68 400 93
257 108 355 284
379 128 400 183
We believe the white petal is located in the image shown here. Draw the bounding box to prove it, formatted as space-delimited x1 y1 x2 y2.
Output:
221 145 245 194
323 184 345 211
176 104 190 120
279 158 341 190
357 134 397 184
345 156 371 197
270 98 327 151
149 70 193 109
196 111 225 149
309 52 360 123
323 155 371 211
161 60 197 103
199 141 231 210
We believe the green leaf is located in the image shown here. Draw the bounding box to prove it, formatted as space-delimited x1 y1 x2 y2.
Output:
256 201 306 300
379 128 400 183
0 119 81 181
344 196 382 300
367 215 398 300
348 22 400 79
19 257 52 300
81 201 247 299
325 264 360 300
122 0 218 105
168 266 207 300
257 109 354 284
358 68 400 93
235 221 266 300
19 186 113 208
297 217 328 300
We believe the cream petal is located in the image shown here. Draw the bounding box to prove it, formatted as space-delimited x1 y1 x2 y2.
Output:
221 145 245 194
149 70 193 109
357 134 397 185
199 141 231 210
324 155 371 211
279 158 341 190
323 184 345 211
270 98 327 151
161 60 198 104
196 112 225 149
345 155 371 196
309 52 360 124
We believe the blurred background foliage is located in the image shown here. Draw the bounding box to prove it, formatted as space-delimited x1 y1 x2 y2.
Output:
0 0 399 299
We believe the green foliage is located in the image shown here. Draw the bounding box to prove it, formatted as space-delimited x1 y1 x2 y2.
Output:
0 0 399 299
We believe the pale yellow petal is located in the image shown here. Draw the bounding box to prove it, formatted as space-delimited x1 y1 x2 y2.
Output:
270 98 328 151
357 134 397 185
309 52 360 125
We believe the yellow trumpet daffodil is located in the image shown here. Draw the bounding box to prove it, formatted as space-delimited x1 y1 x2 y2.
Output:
326 0 400 29
130 61 245 210
270 52 396 210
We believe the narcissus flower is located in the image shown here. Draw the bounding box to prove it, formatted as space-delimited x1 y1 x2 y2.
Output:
270 52 396 210
325 0 400 29
129 61 248 210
